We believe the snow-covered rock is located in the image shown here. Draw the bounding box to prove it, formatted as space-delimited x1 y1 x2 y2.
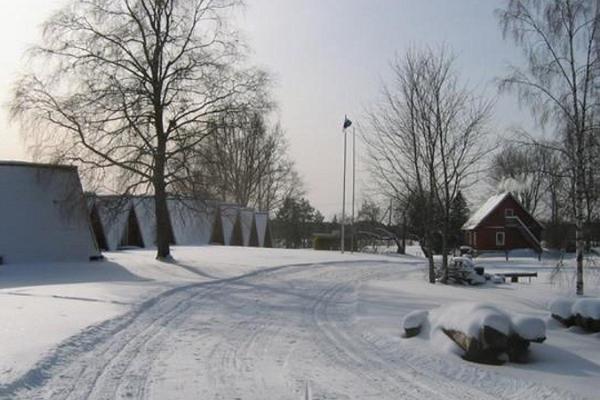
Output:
550 297 600 331
402 310 429 337
572 298 600 320
550 298 575 321
510 315 546 342
432 303 511 338
411 302 546 364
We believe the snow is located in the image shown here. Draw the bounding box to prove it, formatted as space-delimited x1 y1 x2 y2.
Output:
571 298 600 319
550 297 576 319
429 302 511 337
510 315 546 340
0 246 599 399
402 310 429 330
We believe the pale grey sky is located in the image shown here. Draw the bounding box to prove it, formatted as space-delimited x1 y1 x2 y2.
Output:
0 1 532 216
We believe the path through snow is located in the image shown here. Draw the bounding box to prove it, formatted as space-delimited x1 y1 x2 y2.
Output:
0 259 591 400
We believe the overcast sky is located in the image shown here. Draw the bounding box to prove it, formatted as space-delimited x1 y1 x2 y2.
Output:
0 1 533 217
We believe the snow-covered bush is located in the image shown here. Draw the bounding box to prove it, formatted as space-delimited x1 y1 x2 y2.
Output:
441 257 486 286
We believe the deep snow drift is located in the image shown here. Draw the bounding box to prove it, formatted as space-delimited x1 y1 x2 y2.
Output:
0 247 598 399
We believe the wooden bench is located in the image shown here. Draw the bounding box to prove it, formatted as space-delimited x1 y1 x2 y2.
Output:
499 272 538 283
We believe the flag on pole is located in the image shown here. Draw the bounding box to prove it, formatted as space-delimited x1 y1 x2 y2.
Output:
343 115 352 130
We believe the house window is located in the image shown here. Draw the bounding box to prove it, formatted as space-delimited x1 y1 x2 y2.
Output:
505 208 514 217
496 231 505 246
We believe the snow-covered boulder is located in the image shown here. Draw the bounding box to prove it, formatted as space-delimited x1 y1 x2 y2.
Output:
550 297 576 326
550 297 600 332
402 310 429 338
411 303 547 365
510 315 546 342
572 299 600 332
508 315 547 363
491 274 506 284
432 303 511 364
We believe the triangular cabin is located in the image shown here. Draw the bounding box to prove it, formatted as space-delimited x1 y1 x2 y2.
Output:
218 204 241 246
88 196 145 251
167 199 214 246
462 192 543 255
239 209 255 246
254 212 272 248
132 197 175 247
0 162 101 264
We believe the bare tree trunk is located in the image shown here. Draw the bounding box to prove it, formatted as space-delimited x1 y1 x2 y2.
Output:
575 157 585 295
154 140 171 259
441 229 449 284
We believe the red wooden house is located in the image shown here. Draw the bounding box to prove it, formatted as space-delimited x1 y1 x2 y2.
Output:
462 192 543 255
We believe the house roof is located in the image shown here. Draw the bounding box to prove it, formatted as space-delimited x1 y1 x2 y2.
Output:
0 160 76 171
462 192 511 230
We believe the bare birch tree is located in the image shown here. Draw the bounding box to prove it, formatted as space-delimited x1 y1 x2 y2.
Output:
10 0 269 260
364 47 492 284
497 0 600 295
180 112 302 211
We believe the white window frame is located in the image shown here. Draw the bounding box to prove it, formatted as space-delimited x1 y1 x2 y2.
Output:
496 231 505 246
505 208 514 217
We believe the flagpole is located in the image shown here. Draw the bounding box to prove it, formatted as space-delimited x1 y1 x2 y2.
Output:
351 125 356 254
341 127 347 254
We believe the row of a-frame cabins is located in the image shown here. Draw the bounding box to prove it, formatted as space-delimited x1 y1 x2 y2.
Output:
88 195 273 252
0 161 272 265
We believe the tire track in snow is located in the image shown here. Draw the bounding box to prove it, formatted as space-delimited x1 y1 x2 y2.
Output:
309 267 500 400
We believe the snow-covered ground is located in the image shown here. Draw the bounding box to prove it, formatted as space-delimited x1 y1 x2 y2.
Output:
0 246 598 399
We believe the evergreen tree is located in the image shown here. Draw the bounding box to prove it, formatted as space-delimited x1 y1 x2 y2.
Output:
272 197 324 248
449 191 470 248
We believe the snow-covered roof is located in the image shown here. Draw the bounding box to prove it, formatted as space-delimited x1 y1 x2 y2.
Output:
462 192 510 230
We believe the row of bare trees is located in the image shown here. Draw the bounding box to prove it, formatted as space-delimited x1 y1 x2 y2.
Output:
497 0 600 295
364 48 492 283
10 0 298 260
179 112 303 211
364 0 600 295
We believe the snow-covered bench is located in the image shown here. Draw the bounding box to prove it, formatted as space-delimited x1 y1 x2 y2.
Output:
499 272 538 283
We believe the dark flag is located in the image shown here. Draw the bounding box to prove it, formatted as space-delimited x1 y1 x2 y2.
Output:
343 115 352 130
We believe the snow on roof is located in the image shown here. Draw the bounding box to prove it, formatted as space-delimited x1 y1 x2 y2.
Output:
462 192 510 230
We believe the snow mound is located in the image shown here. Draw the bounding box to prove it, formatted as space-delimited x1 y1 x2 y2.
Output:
453 256 474 268
549 298 575 319
402 310 429 330
431 302 511 337
510 315 546 341
571 298 600 319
